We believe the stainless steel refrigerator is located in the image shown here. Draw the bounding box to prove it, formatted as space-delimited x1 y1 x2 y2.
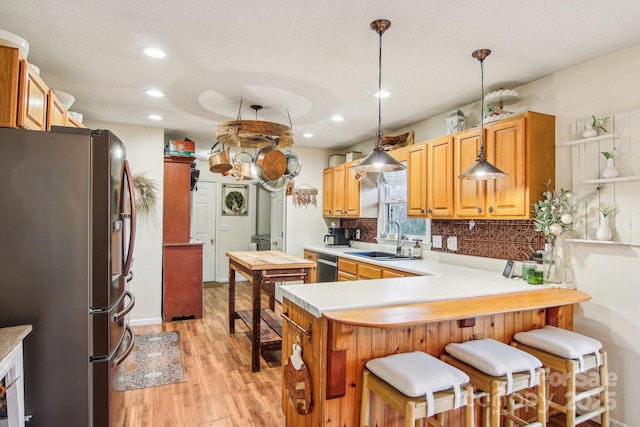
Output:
0 126 136 426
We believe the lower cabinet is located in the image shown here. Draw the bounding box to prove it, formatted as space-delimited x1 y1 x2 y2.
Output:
303 250 318 283
337 257 415 281
163 243 203 321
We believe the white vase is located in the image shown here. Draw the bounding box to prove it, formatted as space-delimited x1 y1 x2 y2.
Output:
601 157 619 178
596 212 613 241
582 123 597 138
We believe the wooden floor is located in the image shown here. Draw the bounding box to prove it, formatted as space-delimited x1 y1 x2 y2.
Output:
121 281 601 427
121 281 285 427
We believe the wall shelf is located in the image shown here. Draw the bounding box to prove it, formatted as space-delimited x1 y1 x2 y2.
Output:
582 176 640 185
566 238 623 245
563 133 620 146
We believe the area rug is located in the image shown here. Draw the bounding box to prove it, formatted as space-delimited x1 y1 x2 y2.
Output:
115 331 187 390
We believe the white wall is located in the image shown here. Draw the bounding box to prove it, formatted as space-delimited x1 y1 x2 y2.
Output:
348 43 640 425
85 120 165 325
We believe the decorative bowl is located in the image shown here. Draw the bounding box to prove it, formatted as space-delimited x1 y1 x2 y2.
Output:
53 90 75 110
0 29 29 58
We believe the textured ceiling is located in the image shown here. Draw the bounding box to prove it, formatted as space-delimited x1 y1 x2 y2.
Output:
2 0 640 149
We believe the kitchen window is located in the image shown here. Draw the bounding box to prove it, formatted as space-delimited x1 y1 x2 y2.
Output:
377 165 430 245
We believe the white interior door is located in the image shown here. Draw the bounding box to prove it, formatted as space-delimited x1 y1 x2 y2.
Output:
270 189 285 252
192 181 217 282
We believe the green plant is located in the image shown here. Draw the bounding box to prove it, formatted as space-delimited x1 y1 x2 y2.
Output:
532 181 574 243
600 147 620 159
599 202 617 217
592 115 610 133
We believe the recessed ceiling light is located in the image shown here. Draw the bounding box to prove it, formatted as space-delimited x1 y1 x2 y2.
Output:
331 115 346 122
147 114 163 121
141 47 166 58
374 90 391 98
302 132 314 138
145 89 165 98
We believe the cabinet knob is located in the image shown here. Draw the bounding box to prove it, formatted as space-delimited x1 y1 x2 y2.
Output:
420 208 425 214
488 206 494 213
477 207 483 213
427 208 432 214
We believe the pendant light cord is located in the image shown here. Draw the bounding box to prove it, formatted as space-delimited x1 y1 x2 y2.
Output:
376 28 383 148
478 56 486 161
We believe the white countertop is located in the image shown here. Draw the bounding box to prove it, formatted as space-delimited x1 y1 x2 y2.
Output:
304 244 502 277
283 245 551 317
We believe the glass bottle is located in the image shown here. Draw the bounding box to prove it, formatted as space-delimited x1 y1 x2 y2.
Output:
543 242 562 284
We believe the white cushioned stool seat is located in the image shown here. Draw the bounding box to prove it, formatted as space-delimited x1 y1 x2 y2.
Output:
361 351 475 426
365 351 469 416
514 325 602 371
445 338 542 394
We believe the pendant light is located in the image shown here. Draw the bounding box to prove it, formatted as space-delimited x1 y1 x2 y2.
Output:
353 19 405 173
458 49 507 180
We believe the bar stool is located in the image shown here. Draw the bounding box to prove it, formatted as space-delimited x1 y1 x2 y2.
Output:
512 326 609 427
442 338 546 427
360 351 474 427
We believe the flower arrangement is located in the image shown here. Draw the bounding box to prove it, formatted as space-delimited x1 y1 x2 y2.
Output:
592 115 610 133
600 147 620 160
599 202 617 217
532 181 575 244
132 172 158 216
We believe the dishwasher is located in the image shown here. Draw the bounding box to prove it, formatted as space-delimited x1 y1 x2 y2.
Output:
317 253 338 282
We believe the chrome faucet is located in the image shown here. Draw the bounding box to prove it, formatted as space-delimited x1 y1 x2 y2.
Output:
388 221 403 256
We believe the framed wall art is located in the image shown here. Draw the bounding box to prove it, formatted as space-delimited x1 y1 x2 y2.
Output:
222 183 249 216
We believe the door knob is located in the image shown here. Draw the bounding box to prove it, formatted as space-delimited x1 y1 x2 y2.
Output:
210 238 215 244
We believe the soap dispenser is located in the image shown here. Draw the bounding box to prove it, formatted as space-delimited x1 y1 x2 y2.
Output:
411 239 422 259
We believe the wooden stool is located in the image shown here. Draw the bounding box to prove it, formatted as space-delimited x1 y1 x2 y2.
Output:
513 326 609 427
443 338 546 427
360 351 474 427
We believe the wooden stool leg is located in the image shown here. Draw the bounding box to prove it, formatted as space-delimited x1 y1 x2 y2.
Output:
490 380 501 427
536 368 547 427
405 402 416 427
566 360 576 427
600 352 610 427
505 396 515 427
360 370 371 427
464 385 475 427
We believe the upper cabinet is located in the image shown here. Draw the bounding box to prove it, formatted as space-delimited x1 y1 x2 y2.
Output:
454 112 555 219
322 160 377 218
407 135 454 218
0 46 84 131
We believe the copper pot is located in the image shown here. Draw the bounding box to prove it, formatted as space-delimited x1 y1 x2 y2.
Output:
254 145 286 181
232 151 254 180
208 142 232 173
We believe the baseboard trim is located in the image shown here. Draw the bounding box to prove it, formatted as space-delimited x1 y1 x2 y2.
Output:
129 317 163 326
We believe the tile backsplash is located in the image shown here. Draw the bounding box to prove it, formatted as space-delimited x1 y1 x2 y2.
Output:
341 218 545 261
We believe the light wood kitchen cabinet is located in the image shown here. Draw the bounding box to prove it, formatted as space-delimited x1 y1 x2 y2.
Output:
454 112 555 219
17 60 48 130
408 136 455 218
303 250 318 283
337 256 416 282
47 89 67 129
407 142 427 216
322 161 377 218
0 47 21 128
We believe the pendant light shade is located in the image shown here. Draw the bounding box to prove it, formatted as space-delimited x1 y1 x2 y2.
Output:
458 49 507 180
353 19 405 173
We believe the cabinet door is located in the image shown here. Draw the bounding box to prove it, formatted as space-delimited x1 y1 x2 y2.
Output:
344 162 360 217
332 164 347 217
427 136 454 217
486 117 526 216
17 61 48 130
454 129 486 217
0 47 20 127
303 250 318 283
322 168 334 216
381 268 406 278
357 263 382 280
407 143 427 216
163 156 194 243
47 89 67 129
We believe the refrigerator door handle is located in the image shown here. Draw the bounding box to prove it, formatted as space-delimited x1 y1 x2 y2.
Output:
112 291 135 322
112 325 135 367
121 159 136 277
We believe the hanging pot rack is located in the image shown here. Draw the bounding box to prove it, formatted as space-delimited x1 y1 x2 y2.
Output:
216 101 295 149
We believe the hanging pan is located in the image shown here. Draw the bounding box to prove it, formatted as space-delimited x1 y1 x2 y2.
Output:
284 151 302 178
254 145 286 181
232 151 254 181
208 142 232 173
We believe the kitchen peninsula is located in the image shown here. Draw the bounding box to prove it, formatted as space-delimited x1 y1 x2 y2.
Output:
279 274 590 427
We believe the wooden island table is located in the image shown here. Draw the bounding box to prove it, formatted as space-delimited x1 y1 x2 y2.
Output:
279 275 591 427
226 250 316 372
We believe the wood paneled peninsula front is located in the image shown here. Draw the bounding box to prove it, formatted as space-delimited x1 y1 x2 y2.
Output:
279 276 590 427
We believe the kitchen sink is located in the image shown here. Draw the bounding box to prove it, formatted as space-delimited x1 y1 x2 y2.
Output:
346 251 412 261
